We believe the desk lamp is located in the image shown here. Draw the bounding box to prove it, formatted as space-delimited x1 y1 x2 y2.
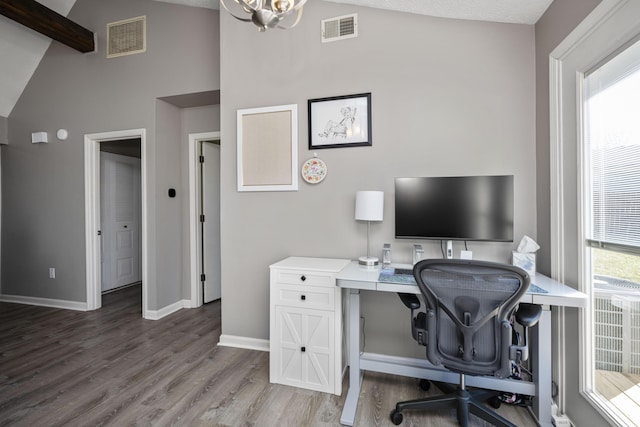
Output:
355 191 384 266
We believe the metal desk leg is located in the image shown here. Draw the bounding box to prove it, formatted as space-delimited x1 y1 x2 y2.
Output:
533 307 553 427
340 288 362 426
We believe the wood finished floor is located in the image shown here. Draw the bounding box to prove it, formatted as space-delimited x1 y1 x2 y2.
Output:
595 370 640 423
0 286 537 426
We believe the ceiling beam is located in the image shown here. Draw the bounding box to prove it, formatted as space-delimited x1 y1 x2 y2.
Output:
0 0 94 53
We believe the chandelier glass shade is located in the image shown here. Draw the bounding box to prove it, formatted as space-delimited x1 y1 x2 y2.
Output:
219 0 308 32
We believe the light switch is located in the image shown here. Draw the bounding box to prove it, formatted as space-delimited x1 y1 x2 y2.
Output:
31 132 49 144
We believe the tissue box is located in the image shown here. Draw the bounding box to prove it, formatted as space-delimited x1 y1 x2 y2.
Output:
512 252 536 276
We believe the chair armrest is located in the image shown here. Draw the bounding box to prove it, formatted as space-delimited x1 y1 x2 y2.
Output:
510 304 543 363
397 293 427 346
414 312 427 346
515 303 542 328
397 293 420 310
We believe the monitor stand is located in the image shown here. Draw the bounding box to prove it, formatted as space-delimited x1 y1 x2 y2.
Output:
446 240 453 259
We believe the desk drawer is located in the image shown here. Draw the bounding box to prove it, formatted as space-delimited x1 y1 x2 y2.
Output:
274 270 334 287
274 284 335 310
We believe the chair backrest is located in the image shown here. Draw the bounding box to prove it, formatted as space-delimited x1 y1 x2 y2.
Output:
413 259 529 378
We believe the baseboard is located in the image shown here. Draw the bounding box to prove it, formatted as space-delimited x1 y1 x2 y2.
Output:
218 334 269 352
181 298 197 309
144 299 190 320
0 294 195 320
0 294 88 311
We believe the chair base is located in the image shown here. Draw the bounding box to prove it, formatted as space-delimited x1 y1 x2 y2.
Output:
390 384 516 427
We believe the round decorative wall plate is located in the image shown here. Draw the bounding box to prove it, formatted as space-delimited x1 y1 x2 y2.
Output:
301 157 327 184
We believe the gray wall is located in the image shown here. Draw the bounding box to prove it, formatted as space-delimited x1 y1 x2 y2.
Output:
1 0 219 310
0 116 7 145
220 2 536 355
155 99 183 308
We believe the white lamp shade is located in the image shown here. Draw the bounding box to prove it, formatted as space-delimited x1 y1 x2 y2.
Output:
355 191 384 221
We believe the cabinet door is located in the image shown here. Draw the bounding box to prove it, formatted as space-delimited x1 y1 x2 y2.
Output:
274 306 334 393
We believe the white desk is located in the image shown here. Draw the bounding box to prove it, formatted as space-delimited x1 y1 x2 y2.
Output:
336 261 587 427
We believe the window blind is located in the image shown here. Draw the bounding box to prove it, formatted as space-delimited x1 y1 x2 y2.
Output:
590 145 640 250
585 39 640 252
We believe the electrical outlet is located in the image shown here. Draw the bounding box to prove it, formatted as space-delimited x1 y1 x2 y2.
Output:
49 268 55 279
552 414 572 427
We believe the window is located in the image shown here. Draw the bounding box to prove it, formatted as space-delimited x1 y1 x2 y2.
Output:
582 37 640 425
585 40 640 253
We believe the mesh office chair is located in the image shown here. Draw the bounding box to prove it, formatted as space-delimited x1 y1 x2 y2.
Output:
391 259 540 427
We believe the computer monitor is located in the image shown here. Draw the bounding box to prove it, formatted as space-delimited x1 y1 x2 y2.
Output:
394 175 514 242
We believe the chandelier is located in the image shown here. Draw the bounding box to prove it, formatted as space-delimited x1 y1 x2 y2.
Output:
219 0 308 32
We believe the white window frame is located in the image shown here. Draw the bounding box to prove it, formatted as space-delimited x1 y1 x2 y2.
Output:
550 0 640 424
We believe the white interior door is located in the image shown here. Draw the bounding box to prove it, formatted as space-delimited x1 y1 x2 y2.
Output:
101 152 142 292
201 141 221 302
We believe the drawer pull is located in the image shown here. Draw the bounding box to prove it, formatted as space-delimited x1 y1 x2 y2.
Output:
300 275 306 282
301 295 306 301
301 346 306 352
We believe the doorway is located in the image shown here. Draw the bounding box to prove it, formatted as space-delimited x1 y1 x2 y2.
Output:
100 141 142 294
84 129 149 317
200 140 221 303
188 132 221 307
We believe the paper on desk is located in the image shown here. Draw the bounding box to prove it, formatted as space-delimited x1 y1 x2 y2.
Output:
516 235 540 253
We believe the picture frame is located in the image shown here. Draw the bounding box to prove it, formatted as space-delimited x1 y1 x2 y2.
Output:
308 93 372 149
237 104 298 192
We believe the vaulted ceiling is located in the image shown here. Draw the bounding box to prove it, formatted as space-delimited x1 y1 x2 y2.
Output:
0 0 553 118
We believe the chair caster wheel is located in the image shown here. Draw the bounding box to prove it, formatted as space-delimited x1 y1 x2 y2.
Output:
390 409 403 425
489 396 502 409
419 379 431 391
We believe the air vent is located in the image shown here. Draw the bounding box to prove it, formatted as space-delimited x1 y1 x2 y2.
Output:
107 16 146 58
322 13 357 43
